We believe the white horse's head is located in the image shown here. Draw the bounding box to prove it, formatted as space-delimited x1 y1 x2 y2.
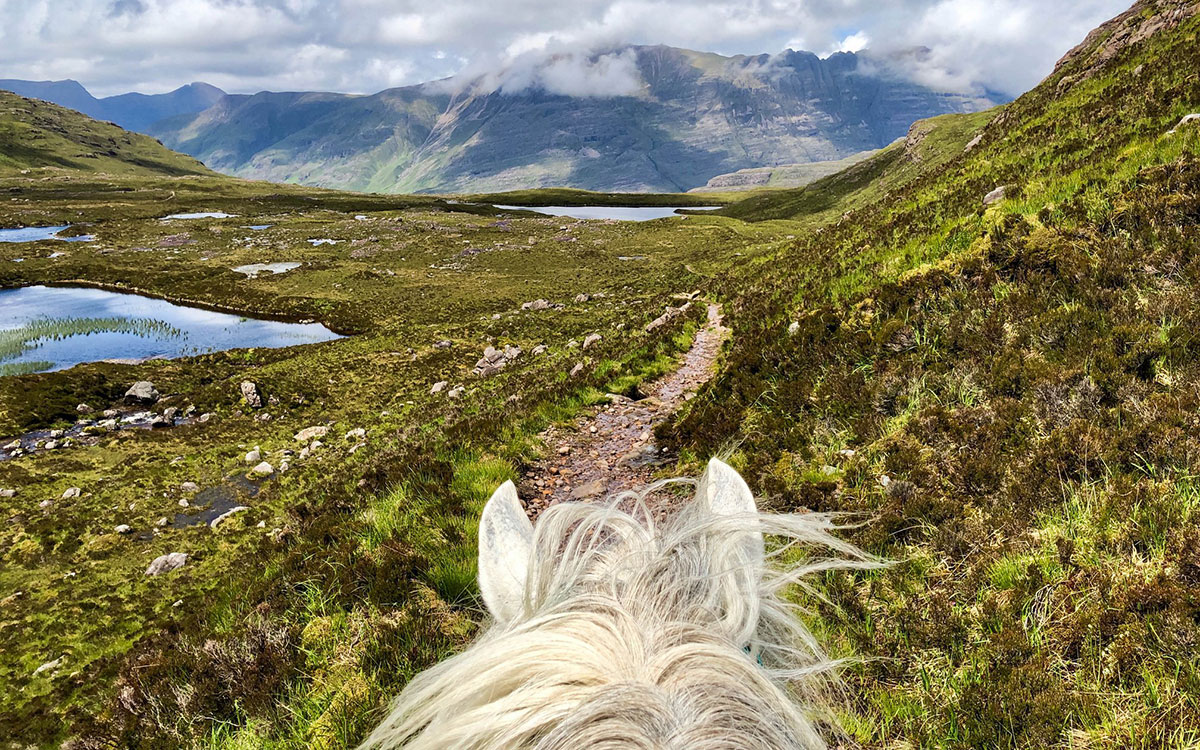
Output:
363 458 877 750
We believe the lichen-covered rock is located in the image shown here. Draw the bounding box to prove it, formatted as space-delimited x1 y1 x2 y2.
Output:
240 381 263 409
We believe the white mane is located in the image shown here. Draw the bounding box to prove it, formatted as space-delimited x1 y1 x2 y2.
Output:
362 459 879 750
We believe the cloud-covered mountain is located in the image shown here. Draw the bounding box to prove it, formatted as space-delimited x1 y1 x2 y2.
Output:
0 78 225 132
3 45 998 193
150 46 996 193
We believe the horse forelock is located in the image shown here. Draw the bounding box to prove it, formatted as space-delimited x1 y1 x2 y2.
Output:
362 475 881 750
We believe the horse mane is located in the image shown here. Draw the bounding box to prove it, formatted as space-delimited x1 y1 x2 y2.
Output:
361 470 881 750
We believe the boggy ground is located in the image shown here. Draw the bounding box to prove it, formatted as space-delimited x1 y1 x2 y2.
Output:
0 171 791 746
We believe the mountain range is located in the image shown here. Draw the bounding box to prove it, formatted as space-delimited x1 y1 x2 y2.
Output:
1 46 998 193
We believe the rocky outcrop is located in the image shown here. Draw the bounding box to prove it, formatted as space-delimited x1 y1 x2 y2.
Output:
240 381 263 409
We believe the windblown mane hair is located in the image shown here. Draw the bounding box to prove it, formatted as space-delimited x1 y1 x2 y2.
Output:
362 460 879 749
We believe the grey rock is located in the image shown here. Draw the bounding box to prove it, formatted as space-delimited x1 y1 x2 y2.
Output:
210 506 250 528
434 339 453 349
294 425 329 442
448 385 465 399
33 656 65 676
570 362 585 378
983 185 1011 206
124 381 160 405
574 293 591 303
240 381 263 409
146 552 188 576
788 321 800 335
76 403 93 414
531 344 547 356
431 380 448 394
61 487 81 500
521 299 551 311
0 488 15 498
245 449 261 464
344 427 366 440
582 333 602 349
645 306 684 332
115 524 132 534
249 461 274 477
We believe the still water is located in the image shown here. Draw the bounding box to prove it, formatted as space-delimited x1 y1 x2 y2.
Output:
0 285 340 375
492 205 720 221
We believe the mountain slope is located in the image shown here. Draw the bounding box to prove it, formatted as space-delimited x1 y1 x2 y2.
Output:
149 46 995 194
669 0 1200 746
0 79 225 133
0 90 214 176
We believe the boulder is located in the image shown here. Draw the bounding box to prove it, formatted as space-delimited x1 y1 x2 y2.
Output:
434 339 453 349
532 344 547 356
344 428 366 440
61 487 81 500
115 524 132 534
145 552 188 576
431 380 448 394
239 381 263 409
249 461 274 478
0 488 15 498
574 293 591 303
76 403 93 414
294 425 329 442
582 334 602 350
245 448 261 464
124 381 160 405
180 482 200 493
521 299 551 311
982 185 1012 206
645 306 684 332
570 362 585 378
448 385 465 399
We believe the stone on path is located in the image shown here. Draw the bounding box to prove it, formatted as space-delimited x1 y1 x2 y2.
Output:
569 480 607 500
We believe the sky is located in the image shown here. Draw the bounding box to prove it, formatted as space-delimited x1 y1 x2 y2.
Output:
0 0 1133 98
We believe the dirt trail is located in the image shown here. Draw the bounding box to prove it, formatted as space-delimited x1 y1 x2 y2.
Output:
520 302 729 519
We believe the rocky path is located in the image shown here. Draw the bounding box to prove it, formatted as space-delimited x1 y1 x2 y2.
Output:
520 302 729 519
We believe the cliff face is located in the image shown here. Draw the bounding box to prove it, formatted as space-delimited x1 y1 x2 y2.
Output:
148 46 994 193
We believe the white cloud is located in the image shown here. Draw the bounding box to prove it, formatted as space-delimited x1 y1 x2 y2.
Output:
0 0 1134 98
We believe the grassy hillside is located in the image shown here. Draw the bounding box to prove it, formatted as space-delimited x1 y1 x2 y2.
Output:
667 1 1200 747
0 91 213 177
688 149 882 193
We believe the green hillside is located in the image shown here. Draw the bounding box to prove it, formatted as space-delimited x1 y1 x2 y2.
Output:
0 90 213 177
670 0 1200 746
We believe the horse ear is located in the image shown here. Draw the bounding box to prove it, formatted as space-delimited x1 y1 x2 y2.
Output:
478 480 533 623
703 458 765 567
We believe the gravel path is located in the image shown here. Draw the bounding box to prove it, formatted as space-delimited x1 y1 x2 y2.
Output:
520 302 728 519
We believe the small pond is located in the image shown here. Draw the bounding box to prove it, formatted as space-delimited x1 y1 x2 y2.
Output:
161 212 237 220
0 285 340 375
492 205 721 221
0 226 95 243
